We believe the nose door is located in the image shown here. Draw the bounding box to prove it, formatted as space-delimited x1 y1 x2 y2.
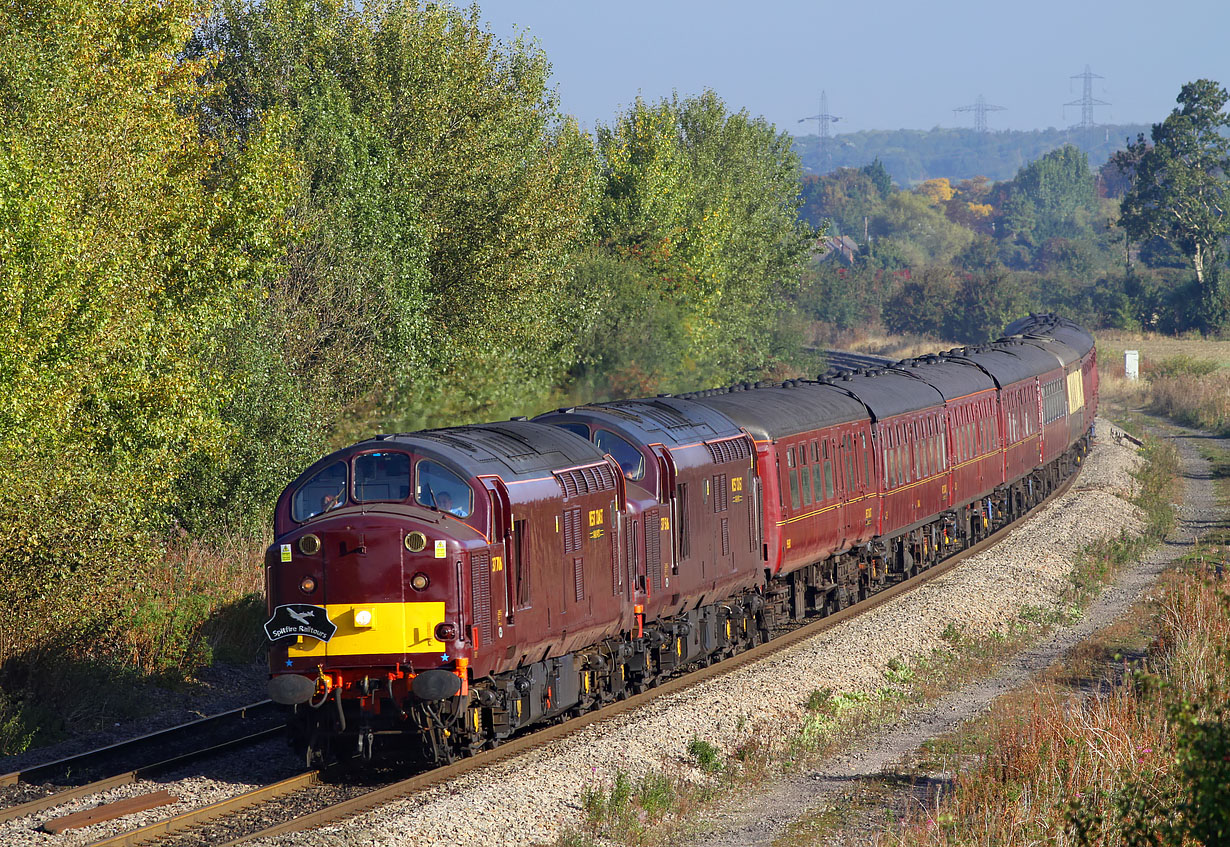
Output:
319 524 408 665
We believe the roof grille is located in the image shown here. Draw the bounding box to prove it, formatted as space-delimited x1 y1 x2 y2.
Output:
705 437 751 464
554 462 617 499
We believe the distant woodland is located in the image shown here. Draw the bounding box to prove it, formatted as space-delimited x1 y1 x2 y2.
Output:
793 125 1151 185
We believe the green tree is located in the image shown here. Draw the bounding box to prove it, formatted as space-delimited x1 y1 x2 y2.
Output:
999 144 1099 252
196 0 596 428
590 91 813 390
0 0 293 663
179 0 597 530
1119 79 1230 331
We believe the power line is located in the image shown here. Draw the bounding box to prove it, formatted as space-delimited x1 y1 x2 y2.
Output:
953 94 1006 133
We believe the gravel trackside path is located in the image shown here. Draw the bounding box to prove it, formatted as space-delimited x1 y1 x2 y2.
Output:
243 418 1158 847
685 419 1225 847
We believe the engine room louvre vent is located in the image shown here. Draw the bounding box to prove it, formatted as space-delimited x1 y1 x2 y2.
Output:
705 437 750 464
645 509 661 590
471 551 492 646
563 508 583 554
573 557 585 603
554 463 617 499
720 517 730 557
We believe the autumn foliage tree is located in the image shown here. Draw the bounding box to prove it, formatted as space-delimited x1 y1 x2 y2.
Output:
0 0 294 665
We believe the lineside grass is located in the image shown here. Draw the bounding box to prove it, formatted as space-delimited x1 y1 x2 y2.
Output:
547 432 1178 847
0 537 268 756
884 551 1230 846
1098 343 1230 435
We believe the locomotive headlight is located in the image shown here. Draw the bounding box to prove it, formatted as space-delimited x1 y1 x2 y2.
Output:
405 531 428 553
298 534 321 555
411 572 430 591
354 608 375 628
299 576 317 594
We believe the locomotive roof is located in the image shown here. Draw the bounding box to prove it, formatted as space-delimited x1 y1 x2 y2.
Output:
362 420 608 481
887 355 997 400
943 341 1063 386
535 396 743 447
681 382 868 441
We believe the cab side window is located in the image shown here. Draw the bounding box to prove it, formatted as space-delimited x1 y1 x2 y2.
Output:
594 429 645 480
415 460 473 517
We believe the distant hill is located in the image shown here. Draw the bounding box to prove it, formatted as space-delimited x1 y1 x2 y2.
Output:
792 124 1150 185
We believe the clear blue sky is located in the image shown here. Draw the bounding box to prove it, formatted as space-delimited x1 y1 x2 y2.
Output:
479 0 1230 136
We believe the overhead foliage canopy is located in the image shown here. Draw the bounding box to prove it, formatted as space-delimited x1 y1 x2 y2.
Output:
0 0 294 651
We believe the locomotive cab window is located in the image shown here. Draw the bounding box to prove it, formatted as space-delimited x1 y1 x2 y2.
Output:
554 422 590 441
292 461 348 522
415 460 473 518
594 429 645 480
353 452 411 503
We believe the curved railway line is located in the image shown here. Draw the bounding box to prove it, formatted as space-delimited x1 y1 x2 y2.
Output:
4 464 1080 847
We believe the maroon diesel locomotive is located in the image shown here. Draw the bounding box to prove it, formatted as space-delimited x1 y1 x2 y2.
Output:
264 314 1097 765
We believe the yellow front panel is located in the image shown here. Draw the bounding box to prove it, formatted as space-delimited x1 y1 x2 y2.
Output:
287 601 446 658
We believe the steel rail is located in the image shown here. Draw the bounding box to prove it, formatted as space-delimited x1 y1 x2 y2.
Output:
0 728 285 826
0 701 278 790
83 770 321 847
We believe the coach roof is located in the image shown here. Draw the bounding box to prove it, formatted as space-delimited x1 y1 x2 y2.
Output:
682 382 868 441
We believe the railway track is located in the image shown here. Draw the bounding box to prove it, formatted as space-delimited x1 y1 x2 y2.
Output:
25 467 1081 847
0 701 282 827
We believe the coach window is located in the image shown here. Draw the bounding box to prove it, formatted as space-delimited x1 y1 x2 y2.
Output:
884 432 893 489
594 429 645 481
861 432 870 487
811 452 824 502
799 448 813 505
354 452 411 503
416 460 473 518
292 460 348 522
843 435 855 491
823 442 834 500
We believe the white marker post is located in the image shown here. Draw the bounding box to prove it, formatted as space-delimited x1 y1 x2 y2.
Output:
1125 350 1139 381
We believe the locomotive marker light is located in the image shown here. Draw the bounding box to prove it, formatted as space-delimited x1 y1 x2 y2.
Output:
411 572 430 591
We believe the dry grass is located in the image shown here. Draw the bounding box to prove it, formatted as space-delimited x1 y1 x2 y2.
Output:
1097 336 1230 435
1096 331 1230 367
883 561 1230 847
820 328 961 362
